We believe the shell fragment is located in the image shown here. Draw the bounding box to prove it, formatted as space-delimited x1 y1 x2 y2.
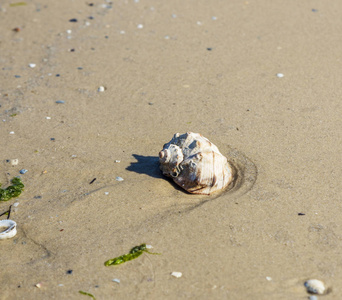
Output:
0 220 17 240
171 272 182 278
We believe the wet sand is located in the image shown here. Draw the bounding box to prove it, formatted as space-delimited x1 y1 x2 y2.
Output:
1 0 342 299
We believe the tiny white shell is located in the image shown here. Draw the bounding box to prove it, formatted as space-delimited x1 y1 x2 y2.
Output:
0 219 17 240
304 279 326 295
171 272 182 278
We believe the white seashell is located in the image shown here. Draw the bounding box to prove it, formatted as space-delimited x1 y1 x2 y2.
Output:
171 272 182 278
159 132 234 195
304 279 326 295
0 219 17 240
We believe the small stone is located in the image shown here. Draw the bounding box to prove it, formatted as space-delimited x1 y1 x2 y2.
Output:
19 169 28 174
98 86 105 92
46 117 51 119
9 131 15 134
266 276 272 281
10 159 19 166
14 75 21 78
56 100 65 104
66 269 73 274
120 30 125 34
105 192 109 195
171 272 182 278
145 244 153 249
276 73 284 78
69 18 78 22
29 63 36 68
171 14 177 18
116 176 124 181
309 296 318 300
304 279 326 295
112 279 120 283
137 24 143 29
115 160 121 163
35 283 42 288
211 16 217 20
66 29 72 34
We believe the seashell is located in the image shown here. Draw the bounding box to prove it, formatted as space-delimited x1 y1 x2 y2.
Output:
159 132 234 195
304 279 326 295
0 219 17 240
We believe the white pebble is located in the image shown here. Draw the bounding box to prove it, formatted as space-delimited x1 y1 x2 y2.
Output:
309 296 318 300
115 160 121 163
266 276 272 281
171 14 177 18
46 116 51 119
66 29 72 34
13 202 20 207
10 159 19 166
58 284 64 287
9 131 15 134
120 30 125 34
137 24 143 29
276 73 284 78
98 86 105 92
105 192 109 195
145 244 153 249
85 21 91 26
112 278 120 283
29 63 36 68
164 35 170 39
197 21 202 26
211 16 217 20
304 279 326 295
116 176 124 181
171 272 182 278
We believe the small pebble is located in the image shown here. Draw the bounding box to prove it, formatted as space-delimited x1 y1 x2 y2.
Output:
197 21 202 25
56 74 60 77
211 16 217 20
98 86 105 92
312 9 318 12
115 160 121 163
145 245 153 249
58 284 64 287
77 67 83 70
50 138 55 141
105 192 109 195
29 63 36 68
35 283 42 288
309 296 318 300
13 202 20 207
304 279 326 295
137 24 144 29
56 100 65 104
66 29 72 34
120 30 125 34
69 18 78 22
266 276 272 281
112 279 120 283
66 270 73 274
171 272 182 278
14 75 21 78
9 131 15 134
171 14 177 18
46 117 51 119
276 73 284 78
116 176 124 182
10 159 19 166
19 169 28 174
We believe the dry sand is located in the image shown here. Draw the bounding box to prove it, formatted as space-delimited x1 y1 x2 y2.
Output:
1 0 342 299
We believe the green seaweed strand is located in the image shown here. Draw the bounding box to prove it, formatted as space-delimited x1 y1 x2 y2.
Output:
0 177 24 202
104 244 160 266
79 291 96 299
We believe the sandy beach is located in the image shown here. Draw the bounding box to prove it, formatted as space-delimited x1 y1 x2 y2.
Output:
1 0 342 299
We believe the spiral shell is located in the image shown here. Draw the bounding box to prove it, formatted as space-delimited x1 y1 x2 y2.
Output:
159 132 234 195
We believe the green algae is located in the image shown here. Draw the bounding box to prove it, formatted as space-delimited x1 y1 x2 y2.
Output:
0 177 24 201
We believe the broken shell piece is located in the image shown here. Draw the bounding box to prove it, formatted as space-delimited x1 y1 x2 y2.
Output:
0 220 17 240
171 272 182 278
159 132 234 195
304 279 326 295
